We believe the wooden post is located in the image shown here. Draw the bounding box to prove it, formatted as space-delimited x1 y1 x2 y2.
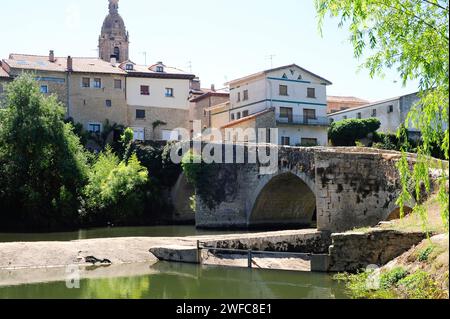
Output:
196 240 201 265
248 250 252 269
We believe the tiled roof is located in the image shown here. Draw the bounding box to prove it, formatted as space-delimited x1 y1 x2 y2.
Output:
126 64 195 79
5 54 126 75
0 66 10 78
327 96 369 103
228 64 333 86
190 91 230 103
221 108 275 129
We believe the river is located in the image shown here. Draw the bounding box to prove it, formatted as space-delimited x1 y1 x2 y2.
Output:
0 226 348 299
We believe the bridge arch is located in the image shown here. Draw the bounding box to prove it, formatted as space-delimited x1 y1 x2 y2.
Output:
247 171 317 228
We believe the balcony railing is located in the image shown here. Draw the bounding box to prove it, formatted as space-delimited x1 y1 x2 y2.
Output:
276 115 330 126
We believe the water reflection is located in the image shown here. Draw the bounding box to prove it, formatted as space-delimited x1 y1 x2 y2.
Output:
0 226 257 243
0 262 348 299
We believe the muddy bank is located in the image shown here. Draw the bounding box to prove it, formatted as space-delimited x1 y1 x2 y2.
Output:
0 229 323 271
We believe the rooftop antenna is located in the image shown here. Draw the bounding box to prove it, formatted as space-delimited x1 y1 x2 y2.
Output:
266 54 276 68
141 52 147 65
187 61 192 73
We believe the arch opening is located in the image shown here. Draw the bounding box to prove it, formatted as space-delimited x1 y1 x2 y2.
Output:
386 206 413 221
171 173 196 223
249 172 316 228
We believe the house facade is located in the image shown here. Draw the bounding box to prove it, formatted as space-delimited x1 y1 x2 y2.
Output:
216 64 332 146
327 92 422 138
190 89 230 130
123 61 195 141
0 63 12 103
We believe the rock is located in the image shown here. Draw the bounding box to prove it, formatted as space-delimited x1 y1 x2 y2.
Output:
149 246 200 264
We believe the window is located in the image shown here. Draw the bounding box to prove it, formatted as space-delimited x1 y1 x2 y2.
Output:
237 92 241 102
307 88 316 98
114 79 122 89
0 84 3 94
343 116 348 120
165 88 174 97
243 90 249 101
93 78 102 89
280 107 293 122
40 85 48 94
242 110 249 117
132 127 145 141
298 75 303 80
231 114 235 121
156 66 164 73
126 64 134 71
82 78 90 88
279 85 288 96
88 123 101 133
282 73 288 79
140 85 150 95
357 112 362 119
387 105 394 113
136 109 146 119
237 112 241 120
106 100 112 107
304 109 316 120
162 130 180 141
372 109 377 117
301 138 318 147
281 136 291 146
114 47 120 61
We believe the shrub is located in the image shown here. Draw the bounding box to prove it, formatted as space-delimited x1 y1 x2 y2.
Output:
417 246 434 262
329 118 381 146
398 271 445 299
379 267 408 289
83 147 148 226
0 74 89 231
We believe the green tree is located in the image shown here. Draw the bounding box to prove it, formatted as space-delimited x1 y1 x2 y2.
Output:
82 147 149 226
329 118 381 146
0 74 89 231
315 0 449 230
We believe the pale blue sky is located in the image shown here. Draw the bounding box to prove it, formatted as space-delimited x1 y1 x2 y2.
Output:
0 0 418 101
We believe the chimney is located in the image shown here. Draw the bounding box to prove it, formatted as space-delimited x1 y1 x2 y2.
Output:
49 50 55 63
190 77 201 91
110 57 117 65
211 84 216 92
67 56 73 72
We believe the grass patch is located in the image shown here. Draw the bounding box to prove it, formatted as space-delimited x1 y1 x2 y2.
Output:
397 271 446 299
335 267 447 299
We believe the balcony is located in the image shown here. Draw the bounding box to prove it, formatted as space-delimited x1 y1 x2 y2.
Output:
276 115 330 127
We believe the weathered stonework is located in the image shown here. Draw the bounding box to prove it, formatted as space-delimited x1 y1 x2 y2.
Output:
195 146 422 232
328 229 427 272
127 105 189 141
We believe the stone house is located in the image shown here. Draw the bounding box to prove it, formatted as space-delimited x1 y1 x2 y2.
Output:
0 63 12 104
189 89 230 130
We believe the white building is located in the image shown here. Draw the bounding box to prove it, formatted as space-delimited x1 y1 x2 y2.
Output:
121 61 196 141
217 64 332 146
327 92 422 138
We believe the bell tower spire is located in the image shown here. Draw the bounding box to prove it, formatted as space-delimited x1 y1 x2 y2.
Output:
99 0 129 63
109 0 119 14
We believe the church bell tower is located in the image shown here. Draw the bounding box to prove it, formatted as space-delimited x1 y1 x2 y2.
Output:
99 0 129 63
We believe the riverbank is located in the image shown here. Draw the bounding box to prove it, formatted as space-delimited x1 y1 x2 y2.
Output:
335 194 449 299
0 229 322 271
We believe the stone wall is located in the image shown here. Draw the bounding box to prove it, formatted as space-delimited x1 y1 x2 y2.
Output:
202 230 331 254
328 229 427 272
127 105 189 141
315 149 412 232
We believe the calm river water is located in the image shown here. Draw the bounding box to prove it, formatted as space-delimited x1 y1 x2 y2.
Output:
0 226 348 299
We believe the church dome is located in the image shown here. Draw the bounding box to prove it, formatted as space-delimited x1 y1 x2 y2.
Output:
101 13 127 37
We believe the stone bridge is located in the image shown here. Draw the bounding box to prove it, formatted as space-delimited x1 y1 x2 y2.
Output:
191 145 422 233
